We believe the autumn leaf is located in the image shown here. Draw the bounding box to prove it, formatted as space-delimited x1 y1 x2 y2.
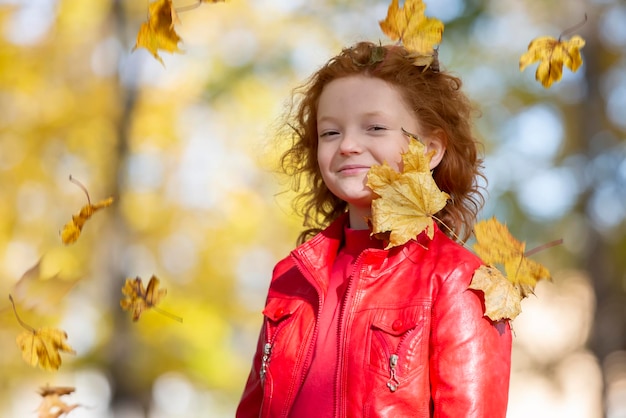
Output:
61 175 113 245
367 130 449 248
37 385 80 418
134 0 183 65
134 0 228 65
120 275 182 322
469 217 553 322
9 295 76 371
470 265 522 322
10 257 78 314
519 35 586 88
379 0 443 67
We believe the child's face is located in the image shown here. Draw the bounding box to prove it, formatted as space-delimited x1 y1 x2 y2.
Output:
316 75 423 218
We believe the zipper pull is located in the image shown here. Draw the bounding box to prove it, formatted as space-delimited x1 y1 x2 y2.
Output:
260 342 272 384
386 354 399 392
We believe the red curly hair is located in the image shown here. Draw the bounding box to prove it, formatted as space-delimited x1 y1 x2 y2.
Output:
279 41 485 244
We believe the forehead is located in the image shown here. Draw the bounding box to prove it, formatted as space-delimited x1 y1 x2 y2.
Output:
317 75 412 118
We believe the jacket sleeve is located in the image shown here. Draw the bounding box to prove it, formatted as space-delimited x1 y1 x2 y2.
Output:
236 325 265 418
429 261 512 418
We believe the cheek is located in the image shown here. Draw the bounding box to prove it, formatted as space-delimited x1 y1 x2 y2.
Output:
317 144 333 169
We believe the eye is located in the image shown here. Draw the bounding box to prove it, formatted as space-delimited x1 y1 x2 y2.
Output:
368 125 387 132
319 130 339 138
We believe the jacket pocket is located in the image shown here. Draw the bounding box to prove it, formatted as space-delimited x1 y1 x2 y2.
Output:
260 298 306 381
367 303 431 390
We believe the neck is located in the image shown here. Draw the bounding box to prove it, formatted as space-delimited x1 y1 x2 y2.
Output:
348 206 371 230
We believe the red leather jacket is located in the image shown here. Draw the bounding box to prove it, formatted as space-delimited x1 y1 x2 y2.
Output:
237 215 511 417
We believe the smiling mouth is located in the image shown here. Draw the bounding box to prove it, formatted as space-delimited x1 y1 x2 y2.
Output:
338 165 370 174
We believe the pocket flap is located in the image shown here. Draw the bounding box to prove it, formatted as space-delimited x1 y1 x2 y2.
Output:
371 306 426 336
262 297 305 322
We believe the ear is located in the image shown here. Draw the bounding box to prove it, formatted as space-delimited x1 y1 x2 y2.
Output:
424 129 446 170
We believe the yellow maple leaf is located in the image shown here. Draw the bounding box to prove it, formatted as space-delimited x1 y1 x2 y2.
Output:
469 218 553 321
9 257 79 315
367 132 449 248
10 294 75 371
61 176 113 245
519 35 585 88
134 0 184 65
379 0 443 67
37 385 81 418
134 0 228 65
473 217 551 296
120 275 182 322
16 327 76 371
469 265 522 322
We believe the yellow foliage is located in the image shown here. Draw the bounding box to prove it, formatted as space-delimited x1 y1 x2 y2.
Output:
61 176 114 245
134 0 229 65
469 218 552 322
16 327 75 371
519 35 585 88
367 130 449 248
134 0 183 65
379 0 443 67
120 275 181 322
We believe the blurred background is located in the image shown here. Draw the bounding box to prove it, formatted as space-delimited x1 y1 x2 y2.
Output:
0 0 624 416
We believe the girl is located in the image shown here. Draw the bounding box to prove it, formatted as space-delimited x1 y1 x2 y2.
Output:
237 41 512 418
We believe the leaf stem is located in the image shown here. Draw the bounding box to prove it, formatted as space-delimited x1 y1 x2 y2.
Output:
432 215 463 243
153 306 183 323
175 0 202 13
8 295 36 333
559 14 588 41
69 175 91 206
524 238 564 257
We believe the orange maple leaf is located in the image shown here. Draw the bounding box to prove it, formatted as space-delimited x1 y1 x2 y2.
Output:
37 385 81 418
61 176 113 245
120 275 182 322
519 35 585 88
469 218 553 321
367 129 449 248
379 0 443 67
9 295 76 371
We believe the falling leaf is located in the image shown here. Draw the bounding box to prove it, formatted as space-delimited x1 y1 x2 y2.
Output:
120 275 182 322
473 218 551 297
37 385 80 418
134 0 183 65
10 257 78 314
469 265 522 322
133 0 228 65
10 295 75 371
379 0 443 67
61 175 113 245
519 35 585 88
367 131 449 248
468 218 552 322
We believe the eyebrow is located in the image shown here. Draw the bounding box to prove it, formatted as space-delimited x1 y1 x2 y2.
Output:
317 111 391 123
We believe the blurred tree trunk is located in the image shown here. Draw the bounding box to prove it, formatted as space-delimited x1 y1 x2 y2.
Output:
579 9 626 417
101 0 150 415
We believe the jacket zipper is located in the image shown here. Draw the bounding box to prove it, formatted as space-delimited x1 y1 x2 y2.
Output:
385 328 416 392
259 341 272 385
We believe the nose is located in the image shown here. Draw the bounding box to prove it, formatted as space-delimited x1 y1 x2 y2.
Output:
338 131 362 155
